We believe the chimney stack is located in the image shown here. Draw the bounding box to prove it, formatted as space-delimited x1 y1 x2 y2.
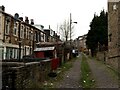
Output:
19 17 23 21
30 19 34 25
49 25 51 29
14 13 19 20
25 16 29 24
0 5 5 11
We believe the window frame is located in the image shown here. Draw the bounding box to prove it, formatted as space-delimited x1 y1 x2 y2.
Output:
20 25 24 38
5 20 10 35
13 22 18 36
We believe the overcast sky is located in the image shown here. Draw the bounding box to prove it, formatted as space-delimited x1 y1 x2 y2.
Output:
0 0 107 39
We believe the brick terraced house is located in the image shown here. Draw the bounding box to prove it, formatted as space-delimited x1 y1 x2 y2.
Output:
0 6 47 60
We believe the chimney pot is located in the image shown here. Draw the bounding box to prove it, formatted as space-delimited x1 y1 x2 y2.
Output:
0 5 5 11
14 13 19 19
19 17 23 21
25 16 29 24
30 19 34 25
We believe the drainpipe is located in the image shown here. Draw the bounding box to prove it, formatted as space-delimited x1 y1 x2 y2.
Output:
18 21 21 61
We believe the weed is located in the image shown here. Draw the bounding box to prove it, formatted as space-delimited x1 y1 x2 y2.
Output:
80 54 95 88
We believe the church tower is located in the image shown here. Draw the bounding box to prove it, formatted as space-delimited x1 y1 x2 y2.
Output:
108 0 120 69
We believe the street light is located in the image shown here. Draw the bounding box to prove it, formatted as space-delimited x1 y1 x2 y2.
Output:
70 13 77 45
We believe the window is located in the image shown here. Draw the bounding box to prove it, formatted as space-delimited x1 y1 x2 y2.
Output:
26 27 28 38
23 26 26 38
20 25 24 38
6 47 10 59
36 32 39 42
41 32 44 42
5 47 19 59
14 49 17 59
39 32 41 42
34 31 37 41
44 34 46 42
113 4 117 10
31 30 33 40
13 22 18 36
27 28 29 39
6 47 12 59
29 31 31 40
5 21 10 34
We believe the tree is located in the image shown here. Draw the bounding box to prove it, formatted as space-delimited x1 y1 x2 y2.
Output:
86 10 108 57
59 19 74 41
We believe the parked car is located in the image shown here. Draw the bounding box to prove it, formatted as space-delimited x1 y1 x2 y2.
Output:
72 49 79 57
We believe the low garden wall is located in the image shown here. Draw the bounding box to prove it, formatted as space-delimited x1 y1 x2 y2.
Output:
96 51 108 62
2 59 51 89
96 51 118 71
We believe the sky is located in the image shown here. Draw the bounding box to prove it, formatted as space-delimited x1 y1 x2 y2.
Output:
0 0 107 39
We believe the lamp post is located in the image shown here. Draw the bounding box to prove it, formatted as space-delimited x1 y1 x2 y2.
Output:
70 13 77 45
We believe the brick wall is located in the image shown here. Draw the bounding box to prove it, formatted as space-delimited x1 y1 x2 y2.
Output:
96 51 107 62
106 57 118 70
2 60 51 89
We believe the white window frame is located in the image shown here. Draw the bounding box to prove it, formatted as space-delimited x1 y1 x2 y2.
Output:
31 29 33 40
34 31 37 41
13 22 18 36
20 25 24 38
41 32 45 42
39 32 41 42
5 21 10 34
37 32 39 42
44 34 46 42
27 28 29 39
15 49 18 59
26 27 28 38
29 30 31 40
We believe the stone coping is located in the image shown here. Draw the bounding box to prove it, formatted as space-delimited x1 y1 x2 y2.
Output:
2 59 51 69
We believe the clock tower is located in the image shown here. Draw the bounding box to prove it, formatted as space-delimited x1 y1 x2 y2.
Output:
107 0 120 70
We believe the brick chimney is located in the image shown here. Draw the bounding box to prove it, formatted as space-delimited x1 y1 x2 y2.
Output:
25 16 29 24
14 13 19 20
30 19 34 25
19 17 23 21
0 5 5 11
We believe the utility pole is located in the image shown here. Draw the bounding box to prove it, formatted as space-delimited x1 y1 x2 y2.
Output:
70 13 72 43
69 13 77 45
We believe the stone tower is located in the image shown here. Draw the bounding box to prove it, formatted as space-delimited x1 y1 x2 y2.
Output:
108 0 120 70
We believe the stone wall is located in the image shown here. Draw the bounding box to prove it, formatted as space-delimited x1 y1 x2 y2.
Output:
106 57 118 70
97 51 118 70
2 60 51 89
108 1 120 70
97 51 105 61
97 51 108 62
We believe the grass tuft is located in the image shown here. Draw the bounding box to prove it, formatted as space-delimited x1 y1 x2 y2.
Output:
80 54 95 88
